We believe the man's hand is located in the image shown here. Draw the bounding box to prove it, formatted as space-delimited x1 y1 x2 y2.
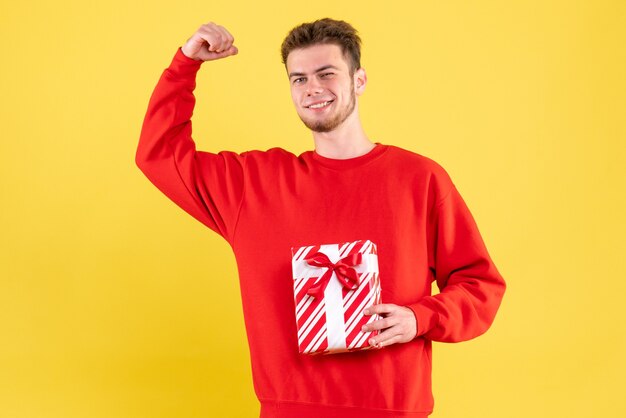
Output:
362 303 417 348
181 22 238 62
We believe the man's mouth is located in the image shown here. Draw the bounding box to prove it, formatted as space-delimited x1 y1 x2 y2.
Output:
306 100 334 109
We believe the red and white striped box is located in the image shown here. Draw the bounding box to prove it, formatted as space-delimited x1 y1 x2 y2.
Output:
290 239 382 355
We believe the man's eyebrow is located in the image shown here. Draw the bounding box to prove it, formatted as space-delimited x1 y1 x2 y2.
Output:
288 65 340 78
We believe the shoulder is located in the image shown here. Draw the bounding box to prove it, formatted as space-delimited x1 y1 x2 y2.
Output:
384 144 456 202
386 144 453 180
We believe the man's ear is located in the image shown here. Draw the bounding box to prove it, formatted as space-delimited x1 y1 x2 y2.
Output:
355 68 367 95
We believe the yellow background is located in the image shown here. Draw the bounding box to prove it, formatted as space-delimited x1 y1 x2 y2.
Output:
1 0 624 417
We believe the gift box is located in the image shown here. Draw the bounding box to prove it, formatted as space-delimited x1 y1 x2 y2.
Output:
291 239 382 355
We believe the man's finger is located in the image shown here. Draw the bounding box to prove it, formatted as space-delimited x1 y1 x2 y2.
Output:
361 318 395 332
361 315 398 332
211 46 238 59
364 303 399 316
376 334 403 348
214 25 232 51
368 326 402 347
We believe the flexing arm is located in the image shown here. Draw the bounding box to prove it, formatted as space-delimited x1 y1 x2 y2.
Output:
135 23 246 244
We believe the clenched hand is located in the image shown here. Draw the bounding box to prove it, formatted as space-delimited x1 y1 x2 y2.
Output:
181 22 238 62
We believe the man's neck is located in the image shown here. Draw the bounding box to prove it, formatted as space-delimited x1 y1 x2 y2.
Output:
311 114 375 160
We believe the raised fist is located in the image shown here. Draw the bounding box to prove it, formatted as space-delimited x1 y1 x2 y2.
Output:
181 22 238 62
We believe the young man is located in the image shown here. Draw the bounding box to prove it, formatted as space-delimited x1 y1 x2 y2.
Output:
136 18 506 418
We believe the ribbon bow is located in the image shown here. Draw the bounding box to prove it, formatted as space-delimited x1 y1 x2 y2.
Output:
303 251 363 298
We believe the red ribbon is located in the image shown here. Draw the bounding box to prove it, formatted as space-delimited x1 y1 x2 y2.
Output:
303 250 363 298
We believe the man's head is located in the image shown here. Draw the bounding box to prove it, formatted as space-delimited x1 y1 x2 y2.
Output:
281 18 362 77
281 18 367 133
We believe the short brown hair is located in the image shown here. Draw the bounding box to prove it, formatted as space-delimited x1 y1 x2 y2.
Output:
280 18 362 75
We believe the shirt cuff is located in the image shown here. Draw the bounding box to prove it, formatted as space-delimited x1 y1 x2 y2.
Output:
166 47 203 79
406 300 439 338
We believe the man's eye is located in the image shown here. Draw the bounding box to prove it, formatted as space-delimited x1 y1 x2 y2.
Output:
293 77 305 84
321 72 334 77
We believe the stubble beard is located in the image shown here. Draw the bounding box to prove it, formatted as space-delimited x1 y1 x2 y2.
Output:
298 81 356 133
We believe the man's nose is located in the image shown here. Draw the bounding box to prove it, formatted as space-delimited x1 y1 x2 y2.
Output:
305 78 323 95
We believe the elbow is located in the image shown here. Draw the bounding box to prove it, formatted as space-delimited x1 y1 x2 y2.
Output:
135 139 155 175
134 148 158 183
135 151 150 178
135 149 147 172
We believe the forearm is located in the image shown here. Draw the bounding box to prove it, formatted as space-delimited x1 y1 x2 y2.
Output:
408 262 506 342
135 47 203 175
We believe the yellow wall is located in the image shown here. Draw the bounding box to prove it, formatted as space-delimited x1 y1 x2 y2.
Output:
1 1 624 417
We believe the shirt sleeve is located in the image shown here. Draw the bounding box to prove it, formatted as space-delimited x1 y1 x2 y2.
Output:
407 181 507 342
135 47 246 245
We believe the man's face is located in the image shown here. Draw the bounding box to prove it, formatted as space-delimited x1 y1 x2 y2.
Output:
286 43 365 133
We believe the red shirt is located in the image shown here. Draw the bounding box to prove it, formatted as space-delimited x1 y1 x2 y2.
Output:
136 47 506 418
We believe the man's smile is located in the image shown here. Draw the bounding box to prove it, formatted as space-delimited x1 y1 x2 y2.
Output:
305 100 334 110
